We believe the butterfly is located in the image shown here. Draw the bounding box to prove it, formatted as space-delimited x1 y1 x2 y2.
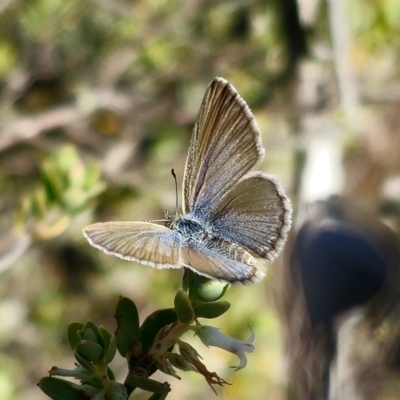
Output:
83 77 292 284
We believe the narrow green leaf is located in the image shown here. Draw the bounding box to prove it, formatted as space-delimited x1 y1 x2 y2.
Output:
115 296 140 357
67 322 84 350
38 377 96 400
174 290 194 324
99 326 112 354
107 367 115 381
105 334 117 364
74 351 96 371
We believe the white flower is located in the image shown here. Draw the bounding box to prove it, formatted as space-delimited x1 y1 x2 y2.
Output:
192 325 255 370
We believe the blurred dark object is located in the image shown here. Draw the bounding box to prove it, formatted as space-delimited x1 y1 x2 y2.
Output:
298 200 390 330
14 44 71 113
259 0 309 104
90 109 123 137
276 197 400 400
49 242 99 293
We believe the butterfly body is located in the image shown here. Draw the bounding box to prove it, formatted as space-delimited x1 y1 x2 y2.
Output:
173 214 255 262
172 215 212 239
83 77 292 284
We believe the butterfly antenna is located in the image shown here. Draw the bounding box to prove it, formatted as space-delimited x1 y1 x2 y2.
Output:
171 168 179 217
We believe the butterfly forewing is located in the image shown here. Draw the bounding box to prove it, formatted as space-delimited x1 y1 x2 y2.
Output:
183 78 264 216
83 222 182 268
208 172 292 262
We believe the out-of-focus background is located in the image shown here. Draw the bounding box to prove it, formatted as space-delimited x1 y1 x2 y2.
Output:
1 0 400 399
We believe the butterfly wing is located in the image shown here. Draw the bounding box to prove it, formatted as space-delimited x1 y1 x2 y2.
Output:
83 221 183 268
180 239 265 284
182 77 264 216
208 172 292 262
83 221 262 284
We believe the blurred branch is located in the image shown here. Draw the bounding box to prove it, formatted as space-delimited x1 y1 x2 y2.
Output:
327 0 360 118
0 0 12 14
0 89 133 152
0 106 79 151
0 230 31 273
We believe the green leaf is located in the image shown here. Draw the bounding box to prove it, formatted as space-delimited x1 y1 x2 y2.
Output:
107 366 116 381
105 334 117 364
73 351 96 371
37 377 97 400
75 340 104 362
67 322 84 350
41 160 64 204
139 308 177 353
84 321 105 347
31 188 49 218
54 145 79 173
99 325 112 354
174 290 194 324
193 301 231 319
83 162 102 189
115 296 140 357
83 328 99 344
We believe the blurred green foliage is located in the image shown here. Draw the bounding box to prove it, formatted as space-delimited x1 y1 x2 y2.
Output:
15 145 104 239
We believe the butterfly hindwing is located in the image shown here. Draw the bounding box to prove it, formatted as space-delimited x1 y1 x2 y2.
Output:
208 172 292 261
180 238 265 284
